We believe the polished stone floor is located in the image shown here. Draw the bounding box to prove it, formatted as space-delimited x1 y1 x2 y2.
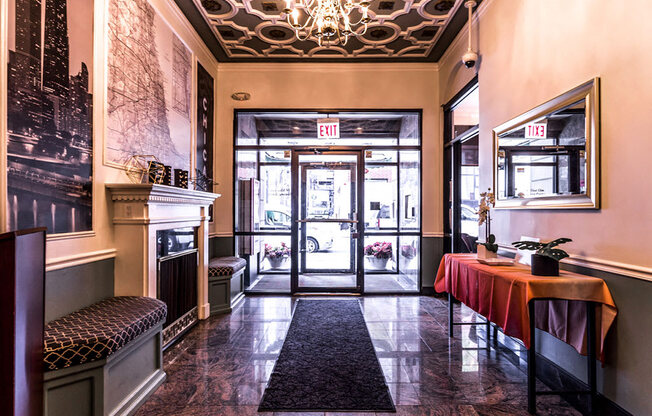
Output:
136 296 581 416
247 274 419 293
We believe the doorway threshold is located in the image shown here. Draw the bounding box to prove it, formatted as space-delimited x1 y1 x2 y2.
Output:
294 292 361 296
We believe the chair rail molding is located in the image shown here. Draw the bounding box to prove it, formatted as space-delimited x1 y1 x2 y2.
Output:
498 244 652 283
46 248 118 272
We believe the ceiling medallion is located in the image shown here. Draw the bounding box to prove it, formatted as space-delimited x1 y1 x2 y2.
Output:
282 0 373 46
231 92 251 101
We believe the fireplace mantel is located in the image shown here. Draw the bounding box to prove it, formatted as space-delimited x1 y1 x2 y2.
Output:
106 184 220 321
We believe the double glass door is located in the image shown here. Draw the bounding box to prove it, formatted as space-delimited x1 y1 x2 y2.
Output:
291 150 364 293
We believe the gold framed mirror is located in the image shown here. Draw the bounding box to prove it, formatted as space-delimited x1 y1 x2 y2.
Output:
493 78 600 209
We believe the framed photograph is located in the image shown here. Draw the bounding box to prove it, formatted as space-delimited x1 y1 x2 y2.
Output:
6 0 94 235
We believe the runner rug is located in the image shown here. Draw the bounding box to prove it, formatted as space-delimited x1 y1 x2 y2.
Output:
258 299 395 412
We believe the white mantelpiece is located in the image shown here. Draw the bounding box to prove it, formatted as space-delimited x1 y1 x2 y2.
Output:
106 184 220 320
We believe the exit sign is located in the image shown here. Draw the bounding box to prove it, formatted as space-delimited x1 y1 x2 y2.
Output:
317 119 339 139
525 122 547 139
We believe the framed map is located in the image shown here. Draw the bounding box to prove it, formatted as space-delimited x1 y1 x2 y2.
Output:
106 0 192 171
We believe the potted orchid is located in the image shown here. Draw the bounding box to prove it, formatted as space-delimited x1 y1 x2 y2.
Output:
477 189 498 259
364 241 393 270
264 242 290 269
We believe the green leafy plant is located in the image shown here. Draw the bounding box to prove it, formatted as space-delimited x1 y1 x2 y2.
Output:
512 238 573 261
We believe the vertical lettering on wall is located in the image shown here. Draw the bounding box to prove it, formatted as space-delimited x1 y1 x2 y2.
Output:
195 63 214 195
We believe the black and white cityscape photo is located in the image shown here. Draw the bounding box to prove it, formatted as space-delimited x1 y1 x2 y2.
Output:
6 0 93 234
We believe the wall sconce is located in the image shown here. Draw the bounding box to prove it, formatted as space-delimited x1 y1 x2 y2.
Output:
231 92 251 101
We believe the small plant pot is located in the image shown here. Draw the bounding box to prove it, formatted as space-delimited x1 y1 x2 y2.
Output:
476 244 498 260
366 256 390 270
267 256 289 270
531 254 559 276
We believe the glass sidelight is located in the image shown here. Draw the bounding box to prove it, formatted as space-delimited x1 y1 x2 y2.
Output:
291 151 364 292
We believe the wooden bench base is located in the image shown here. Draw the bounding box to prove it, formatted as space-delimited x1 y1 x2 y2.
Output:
44 323 165 416
208 269 245 315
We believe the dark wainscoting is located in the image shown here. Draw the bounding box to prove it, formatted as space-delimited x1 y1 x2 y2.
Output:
534 353 631 416
45 258 114 322
420 236 444 295
209 236 235 258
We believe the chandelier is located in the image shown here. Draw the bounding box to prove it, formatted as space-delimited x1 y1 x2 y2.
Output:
283 0 373 46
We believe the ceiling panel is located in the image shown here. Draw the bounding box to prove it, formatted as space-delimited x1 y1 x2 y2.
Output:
177 0 479 62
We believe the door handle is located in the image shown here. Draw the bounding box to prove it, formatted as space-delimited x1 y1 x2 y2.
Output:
296 219 358 223
351 232 359 239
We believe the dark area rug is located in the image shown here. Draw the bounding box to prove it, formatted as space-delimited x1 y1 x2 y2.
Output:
258 299 395 412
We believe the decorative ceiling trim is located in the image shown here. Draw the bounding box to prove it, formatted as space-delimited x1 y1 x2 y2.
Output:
216 61 439 71
179 0 482 62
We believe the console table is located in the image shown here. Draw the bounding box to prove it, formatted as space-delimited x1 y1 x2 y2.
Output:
435 254 617 414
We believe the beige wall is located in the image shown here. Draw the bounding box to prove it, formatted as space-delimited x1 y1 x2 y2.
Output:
213 63 440 236
438 1 652 413
0 0 218 265
439 0 652 269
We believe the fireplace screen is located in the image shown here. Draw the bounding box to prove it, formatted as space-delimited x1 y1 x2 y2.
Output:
157 227 198 347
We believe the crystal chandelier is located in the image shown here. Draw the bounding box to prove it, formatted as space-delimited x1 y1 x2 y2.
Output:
283 0 373 46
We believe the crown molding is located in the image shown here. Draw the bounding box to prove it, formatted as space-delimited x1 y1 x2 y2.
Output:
217 62 439 73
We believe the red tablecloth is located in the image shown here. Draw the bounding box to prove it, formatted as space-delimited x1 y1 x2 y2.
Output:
435 254 617 362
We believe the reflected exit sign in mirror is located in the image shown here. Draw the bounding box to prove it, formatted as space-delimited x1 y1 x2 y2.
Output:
317 119 339 139
525 122 547 139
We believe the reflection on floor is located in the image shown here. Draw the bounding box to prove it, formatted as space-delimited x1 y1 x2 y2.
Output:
247 273 418 292
136 296 581 416
299 274 356 288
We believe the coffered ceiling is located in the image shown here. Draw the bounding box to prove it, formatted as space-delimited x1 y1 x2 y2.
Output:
176 0 480 62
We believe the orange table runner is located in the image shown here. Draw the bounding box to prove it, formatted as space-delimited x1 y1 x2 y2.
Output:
435 254 617 362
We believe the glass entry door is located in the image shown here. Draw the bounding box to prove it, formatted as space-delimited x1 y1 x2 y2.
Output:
291 150 364 293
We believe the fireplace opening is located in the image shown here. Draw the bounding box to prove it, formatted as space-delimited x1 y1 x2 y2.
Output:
157 227 199 348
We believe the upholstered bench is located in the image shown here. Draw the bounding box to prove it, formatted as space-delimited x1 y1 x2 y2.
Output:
208 256 246 314
43 296 167 416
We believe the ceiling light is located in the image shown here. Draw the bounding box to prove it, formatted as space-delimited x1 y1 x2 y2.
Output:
283 0 373 46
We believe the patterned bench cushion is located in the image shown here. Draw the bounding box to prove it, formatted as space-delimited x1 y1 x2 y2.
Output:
209 256 246 277
44 296 167 371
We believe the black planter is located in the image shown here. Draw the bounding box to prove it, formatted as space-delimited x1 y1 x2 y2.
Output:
531 254 559 276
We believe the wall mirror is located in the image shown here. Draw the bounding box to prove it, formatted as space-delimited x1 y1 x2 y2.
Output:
493 78 600 209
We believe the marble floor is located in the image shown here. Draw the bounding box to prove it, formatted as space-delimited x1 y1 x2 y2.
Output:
135 296 581 416
247 273 419 293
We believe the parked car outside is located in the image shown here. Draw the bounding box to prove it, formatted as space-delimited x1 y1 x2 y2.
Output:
262 209 335 252
461 204 479 237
